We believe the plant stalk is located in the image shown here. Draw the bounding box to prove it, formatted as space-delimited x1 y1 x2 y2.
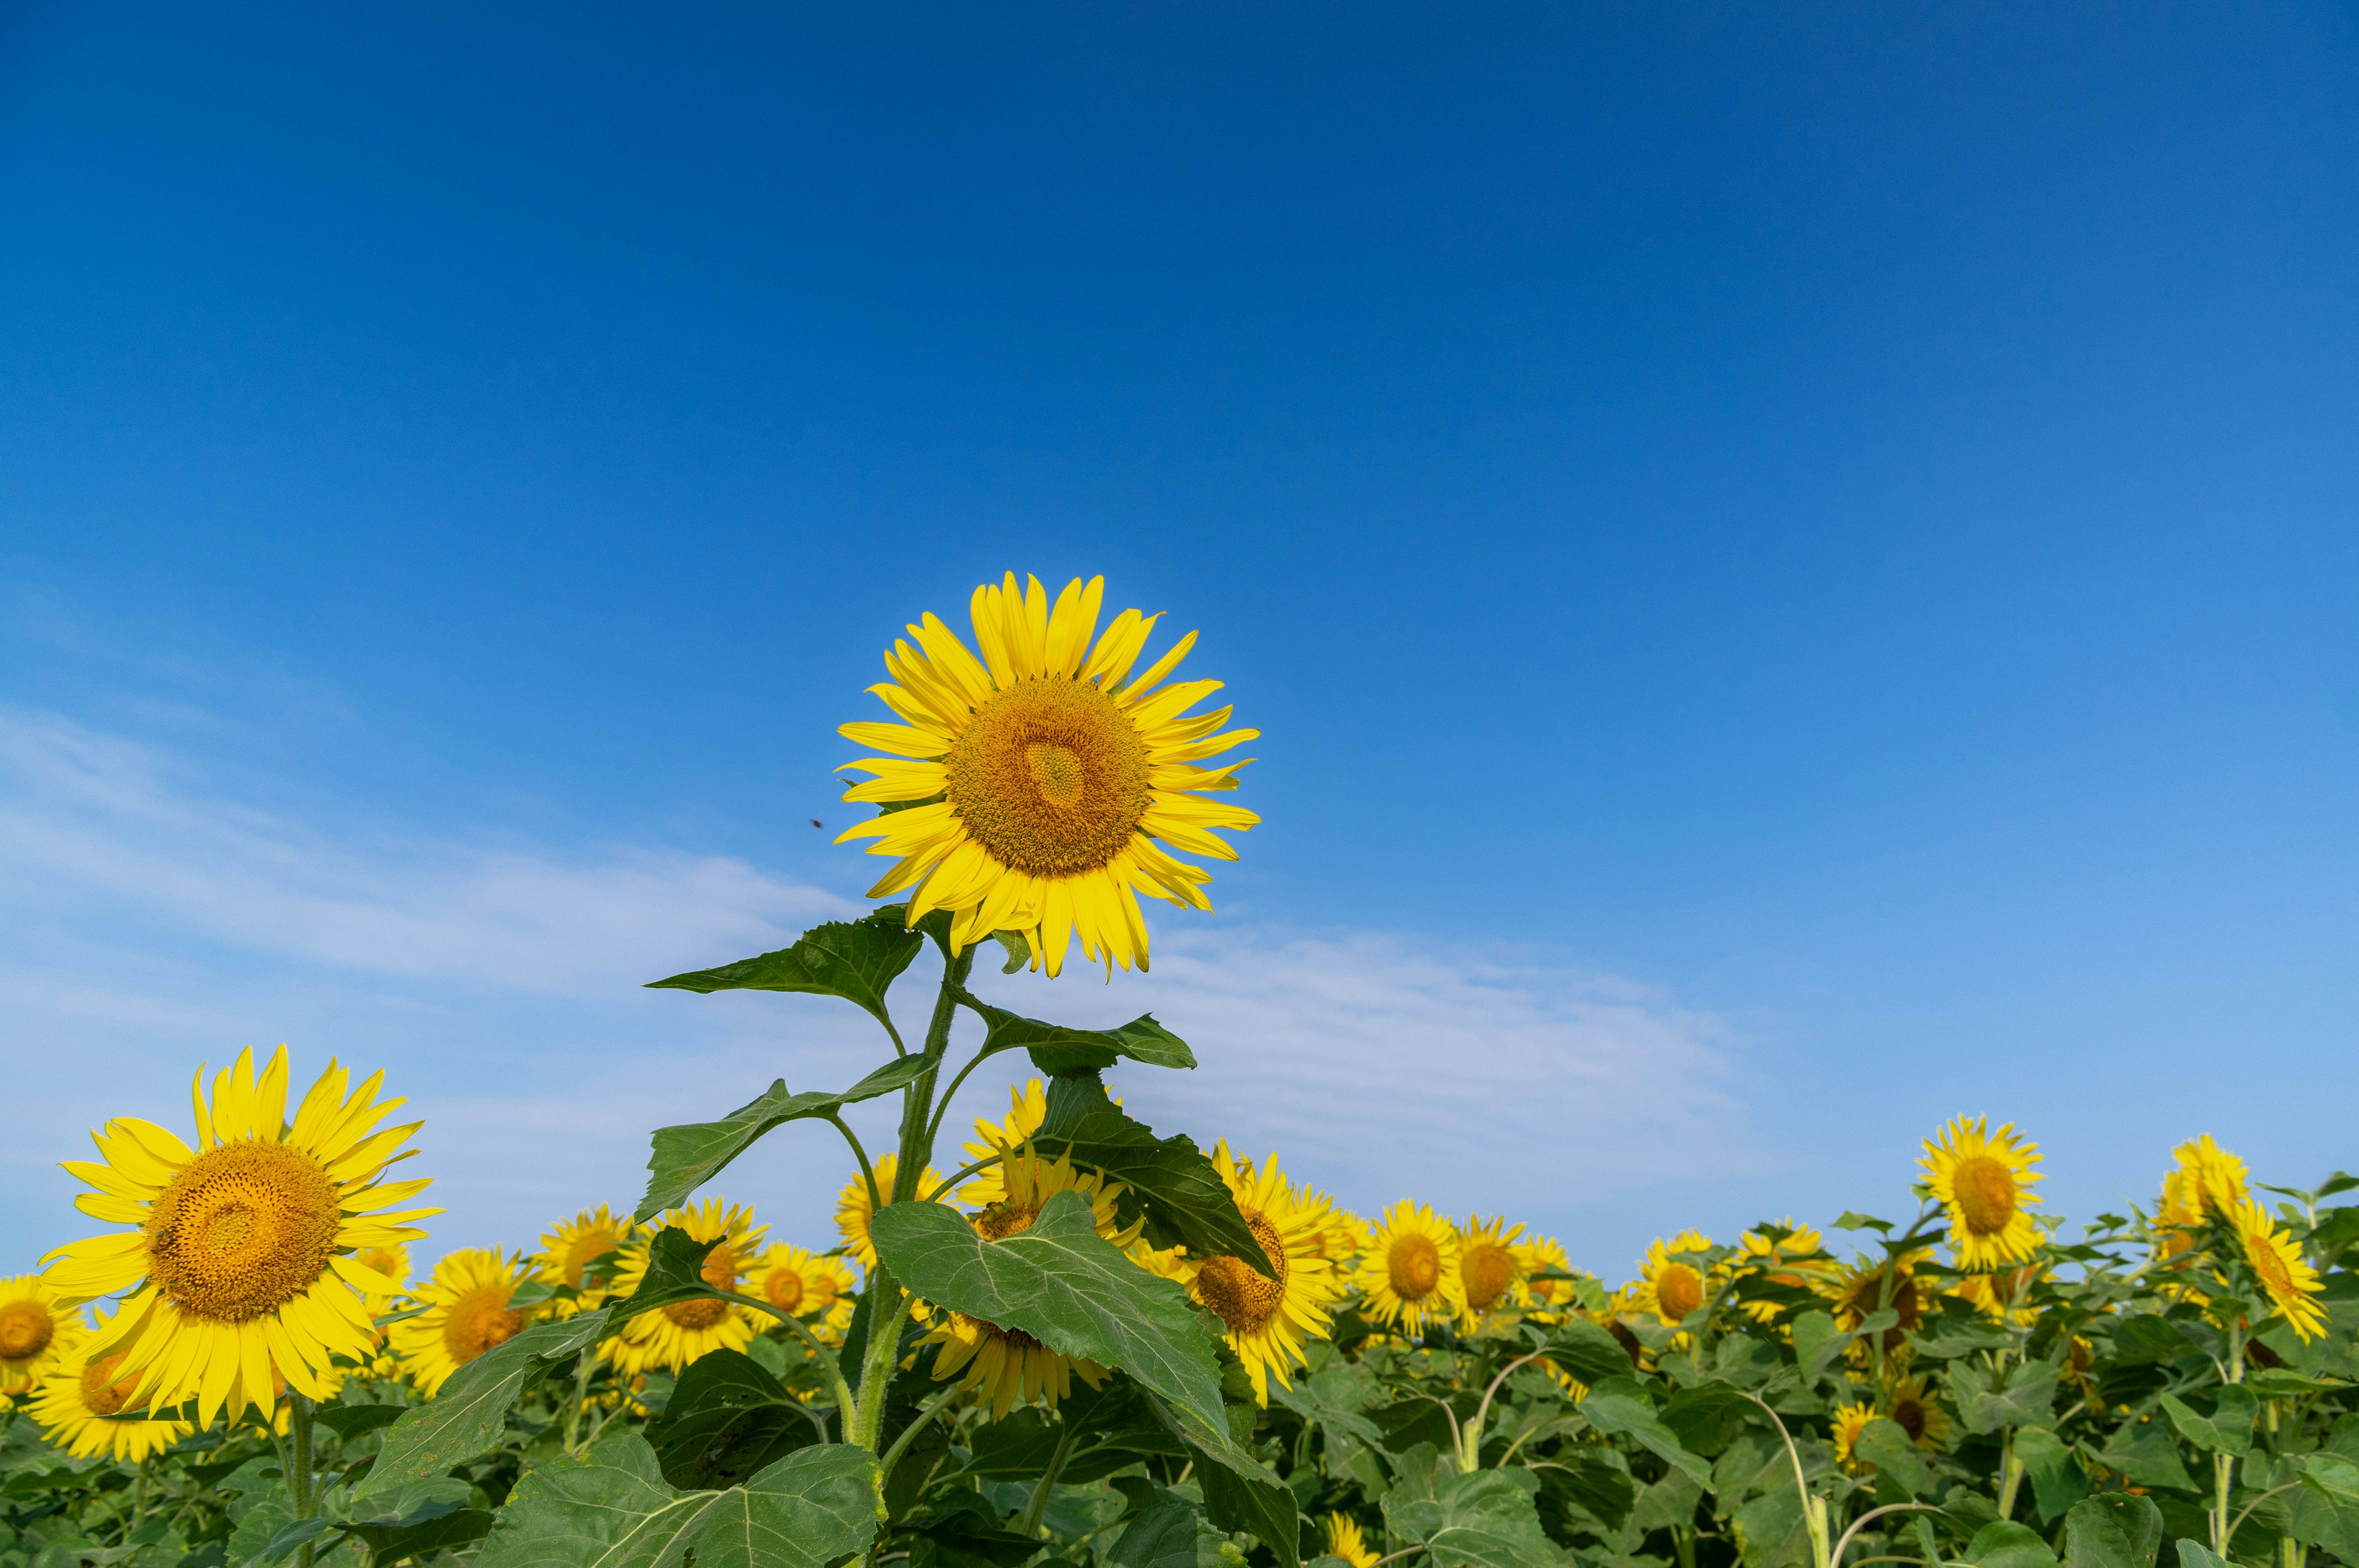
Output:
288 1391 317 1568
1019 1422 1081 1537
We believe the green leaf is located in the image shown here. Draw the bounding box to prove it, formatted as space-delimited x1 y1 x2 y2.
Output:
343 1510 496 1561
1963 1521 2060 1568
1140 1389 1300 1568
1032 1072 1272 1274
1730 1486 1808 1568
608 1227 724 1316
1834 1211 1893 1233
247 1515 337 1566
646 907 929 1029
1943 1359 2060 1435
1110 1502 1204 1568
2110 1316 2199 1363
2174 1543 2232 1568
636 1056 934 1220
472 1432 880 1568
1383 1469 1563 1568
869 1187 1227 1438
1660 1382 1755 1458
960 996 1197 1074
2097 1421 2198 1494
308 1403 408 1441
1546 1320 1639 1387
2061 1492 2162 1568
645 1348 822 1489
1853 1418 1933 1497
1578 1392 1714 1489
356 1309 612 1500
1791 1311 1845 1387
904 1490 1044 1568
2013 1426 2090 1524
2159 1387 2256 1457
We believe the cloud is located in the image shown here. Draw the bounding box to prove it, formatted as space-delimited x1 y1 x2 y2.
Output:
0 702 1764 1273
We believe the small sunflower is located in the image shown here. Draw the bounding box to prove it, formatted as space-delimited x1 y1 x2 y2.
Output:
836 1154 946 1274
1520 1236 1590 1325
835 573 1259 977
1887 1375 1950 1451
1829 1402 1878 1473
1824 1254 1928 1356
1635 1231 1714 1326
535 1205 644 1304
1732 1222 1834 1324
958 1079 1051 1206
747 1243 858 1341
1952 1265 2043 1326
1313 1206 1372 1271
921 1149 1140 1419
42 1046 438 1426
389 1248 545 1396
1172 1145 1343 1403
1455 1215 1532 1319
349 1244 410 1297
1355 1202 1465 1335
25 1304 190 1462
2228 1198 2326 1341
1323 1514 1381 1568
605 1199 770 1376
0 1276 79 1398
2169 1136 2250 1222
1920 1116 2043 1270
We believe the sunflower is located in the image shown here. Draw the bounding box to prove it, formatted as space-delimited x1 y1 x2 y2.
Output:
1313 1206 1372 1271
1634 1232 1714 1326
1323 1514 1381 1568
747 1243 858 1341
1829 1402 1879 1474
41 1047 437 1426
835 573 1259 977
1952 1265 2043 1326
1825 1253 1929 1357
1355 1202 1466 1335
349 1244 409 1297
389 1248 545 1396
836 1154 947 1274
1521 1236 1589 1325
534 1205 643 1308
1732 1222 1834 1324
2228 1198 2327 1341
921 1149 1140 1419
958 1079 1051 1206
1920 1116 2044 1270
25 1304 192 1462
1171 1145 1343 1404
604 1199 770 1377
0 1276 80 1398
2167 1136 2250 1222
1886 1375 1950 1451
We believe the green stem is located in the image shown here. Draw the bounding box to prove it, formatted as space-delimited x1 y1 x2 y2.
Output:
562 1345 597 1457
714 1288 857 1422
1019 1422 1081 1537
1996 1439 2024 1520
878 1383 965 1482
288 1391 318 1568
826 1113 885 1221
925 1153 1003 1204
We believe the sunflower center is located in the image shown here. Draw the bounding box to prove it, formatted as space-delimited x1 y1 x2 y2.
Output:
2247 1235 2296 1297
1387 1234 1441 1300
1892 1398 1927 1441
80 1351 146 1418
975 1201 1041 1242
0 1301 53 1360
442 1284 527 1365
944 679 1150 876
765 1268 805 1312
561 1230 624 1289
145 1141 340 1323
663 1244 741 1329
1953 1155 2019 1235
1656 1264 1704 1322
1461 1242 1518 1311
1194 1214 1291 1333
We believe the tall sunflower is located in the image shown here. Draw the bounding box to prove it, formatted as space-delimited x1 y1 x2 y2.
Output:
389 1248 544 1397
836 1154 946 1274
0 1276 79 1398
1172 1145 1342 1403
835 573 1259 977
26 1304 191 1463
1825 1253 1929 1356
605 1199 770 1376
1323 1515 1381 1568
2161 1136 2250 1228
2228 1198 2326 1341
535 1205 644 1305
1634 1232 1714 1326
1355 1202 1465 1335
42 1046 437 1426
747 1243 858 1342
1920 1116 2044 1270
1455 1215 1532 1319
958 1079 1050 1206
921 1148 1141 1419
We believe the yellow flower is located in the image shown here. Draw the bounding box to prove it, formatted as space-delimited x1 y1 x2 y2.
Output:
1952 1265 2043 1326
535 1205 644 1304
1455 1216 1532 1320
1830 1402 1878 1473
0 1276 80 1398
42 1046 438 1426
1520 1236 1590 1325
389 1248 546 1396
25 1304 191 1462
1823 1254 1930 1357
1920 1116 2044 1270
2161 1136 2250 1229
1732 1222 1834 1324
921 1149 1140 1419
604 1199 770 1376
958 1079 1051 1206
836 1154 947 1274
1635 1232 1713 1326
747 1243 858 1342
2228 1198 2326 1341
349 1245 410 1297
1355 1202 1465 1335
1173 1145 1343 1404
1323 1514 1381 1568
1887 1375 1950 1451
835 573 1259 977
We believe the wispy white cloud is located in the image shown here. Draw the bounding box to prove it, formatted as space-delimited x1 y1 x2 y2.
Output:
0 703 1767 1273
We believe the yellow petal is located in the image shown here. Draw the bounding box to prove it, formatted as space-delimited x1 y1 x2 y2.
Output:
254 1047 291 1143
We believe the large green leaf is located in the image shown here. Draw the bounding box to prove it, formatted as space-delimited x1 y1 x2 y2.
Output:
1383 1467 1564 1568
2013 1426 2091 1523
960 996 1197 1074
1110 1502 1205 1568
1731 1486 1809 1568
2159 1387 2256 1457
2097 1421 2199 1494
609 1227 726 1317
635 1056 933 1220
2061 1492 2162 1568
356 1310 612 1500
1141 1386 1301 1568
1853 1418 1933 1498
868 1187 1227 1438
1579 1392 1713 1488
646 907 929 1029
1033 1072 1272 1274
1545 1320 1638 1387
1963 1521 2061 1568
646 1348 823 1489
472 1432 879 1568
1944 1360 2060 1435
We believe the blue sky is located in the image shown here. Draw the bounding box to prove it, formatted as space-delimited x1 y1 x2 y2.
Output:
4 2 2357 1279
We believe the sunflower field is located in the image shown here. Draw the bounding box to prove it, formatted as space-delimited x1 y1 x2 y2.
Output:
6 577 2358 1568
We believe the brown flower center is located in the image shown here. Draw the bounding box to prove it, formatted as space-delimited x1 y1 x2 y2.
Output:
145 1141 340 1323
1461 1241 1519 1312
443 1284 527 1364
0 1301 55 1361
764 1267 805 1312
1194 1214 1290 1333
1892 1397 1927 1441
662 1243 741 1330
974 1201 1042 1242
944 679 1149 876
80 1351 146 1418
1953 1155 2019 1236
1655 1263 1704 1322
1387 1233 1442 1300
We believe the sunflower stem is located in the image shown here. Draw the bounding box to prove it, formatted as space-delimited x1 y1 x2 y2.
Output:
288 1390 317 1568
561 1344 597 1457
1019 1421 1081 1537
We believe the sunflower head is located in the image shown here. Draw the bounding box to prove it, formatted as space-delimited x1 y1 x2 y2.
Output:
1887 1375 1950 1451
1825 1254 1928 1354
25 1304 192 1463
2228 1198 2327 1341
603 1199 771 1376
1177 1145 1343 1403
2162 1136 2250 1228
1920 1116 2044 1271
1323 1514 1381 1568
958 1079 1051 1206
0 1277 79 1398
1637 1231 1715 1326
536 1205 644 1299
1829 1402 1879 1473
835 574 1259 976
836 1154 946 1274
388 1247 546 1397
749 1243 858 1341
1455 1215 1531 1317
1355 1201 1466 1335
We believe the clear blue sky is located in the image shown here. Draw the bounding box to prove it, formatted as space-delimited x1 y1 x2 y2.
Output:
4 2 2356 1278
